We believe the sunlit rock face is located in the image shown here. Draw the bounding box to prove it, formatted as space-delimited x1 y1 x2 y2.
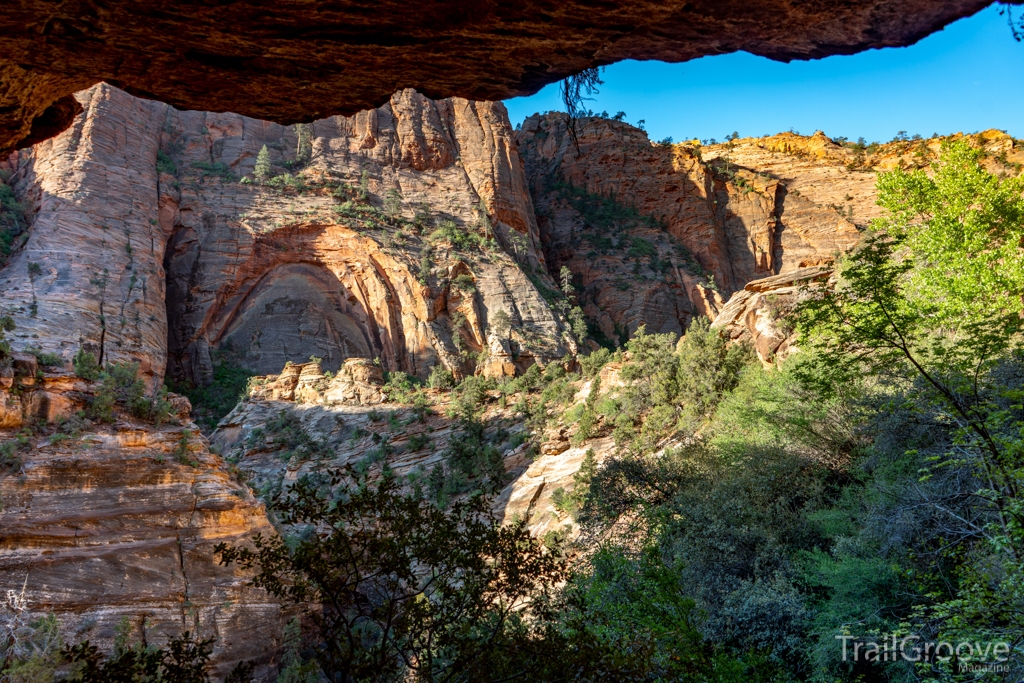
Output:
0 369 282 678
1 83 570 387
516 113 861 342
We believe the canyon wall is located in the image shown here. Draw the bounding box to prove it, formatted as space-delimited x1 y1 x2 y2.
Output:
1 84 570 387
516 113 862 342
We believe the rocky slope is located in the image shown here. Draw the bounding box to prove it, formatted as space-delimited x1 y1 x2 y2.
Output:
4 81 1024 680
0 360 281 677
0 0 988 154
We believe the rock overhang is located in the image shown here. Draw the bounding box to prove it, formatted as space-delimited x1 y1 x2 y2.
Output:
1 0 993 155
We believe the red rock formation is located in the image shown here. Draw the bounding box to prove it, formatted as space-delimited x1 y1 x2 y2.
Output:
516 113 860 340
0 370 281 678
0 0 989 154
1 84 571 388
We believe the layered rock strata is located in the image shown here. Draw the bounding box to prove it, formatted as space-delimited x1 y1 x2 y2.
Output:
0 370 281 678
516 113 861 341
1 84 570 388
711 266 832 365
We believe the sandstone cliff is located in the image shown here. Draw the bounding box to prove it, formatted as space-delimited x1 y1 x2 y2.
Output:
1 84 571 390
0 363 281 677
516 113 861 343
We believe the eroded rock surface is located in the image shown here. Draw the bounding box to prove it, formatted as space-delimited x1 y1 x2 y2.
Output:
0 0 989 154
517 113 861 341
0 372 281 678
2 84 570 387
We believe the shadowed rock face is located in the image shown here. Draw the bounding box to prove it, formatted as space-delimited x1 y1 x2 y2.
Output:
0 0 990 154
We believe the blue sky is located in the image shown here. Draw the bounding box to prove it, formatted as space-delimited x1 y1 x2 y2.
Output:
504 3 1024 144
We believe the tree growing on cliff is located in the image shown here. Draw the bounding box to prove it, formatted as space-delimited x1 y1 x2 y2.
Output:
89 268 109 366
295 123 313 165
254 145 272 184
490 309 511 339
27 262 41 317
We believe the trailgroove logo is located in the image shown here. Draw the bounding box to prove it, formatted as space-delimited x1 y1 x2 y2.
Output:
837 634 1012 670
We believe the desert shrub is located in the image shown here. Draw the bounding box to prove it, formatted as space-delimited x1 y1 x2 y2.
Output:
190 160 235 181
0 316 15 370
25 347 63 368
426 364 455 391
72 348 101 380
675 316 753 426
87 361 174 425
169 357 255 432
452 272 475 293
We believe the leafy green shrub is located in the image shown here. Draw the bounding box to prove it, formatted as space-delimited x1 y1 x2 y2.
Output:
452 272 476 293
156 151 177 175
168 357 254 432
0 434 29 472
0 316 15 370
427 220 481 251
72 348 100 380
25 346 63 368
427 364 455 391
675 316 753 426
628 237 656 258
173 429 199 466
86 361 174 425
218 469 571 683
190 160 234 180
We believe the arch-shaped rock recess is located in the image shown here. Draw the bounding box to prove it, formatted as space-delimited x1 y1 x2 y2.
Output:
0 0 991 154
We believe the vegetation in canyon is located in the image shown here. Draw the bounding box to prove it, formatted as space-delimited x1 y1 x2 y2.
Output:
202 139 1021 682
3 112 1023 683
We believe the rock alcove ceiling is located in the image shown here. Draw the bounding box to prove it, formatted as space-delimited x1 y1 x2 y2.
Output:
1 0 993 154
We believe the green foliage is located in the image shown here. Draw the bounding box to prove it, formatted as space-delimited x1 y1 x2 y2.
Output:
427 363 455 391
25 347 63 368
0 433 29 472
791 139 1024 680
156 150 177 175
383 187 402 219
61 631 253 682
676 316 753 426
489 309 511 338
0 175 27 269
427 219 482 251
294 123 313 165
628 236 656 258
72 348 100 380
266 173 307 192
169 357 255 433
87 361 174 425
190 160 235 181
253 145 272 184
451 272 475 293
216 469 565 683
0 316 15 370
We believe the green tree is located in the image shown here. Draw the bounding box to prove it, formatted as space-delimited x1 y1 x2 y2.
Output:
295 123 313 164
216 469 566 683
489 309 511 338
796 139 1024 676
254 145 272 184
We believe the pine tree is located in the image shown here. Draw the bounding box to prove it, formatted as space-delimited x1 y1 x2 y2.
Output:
295 123 312 165
254 145 272 184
